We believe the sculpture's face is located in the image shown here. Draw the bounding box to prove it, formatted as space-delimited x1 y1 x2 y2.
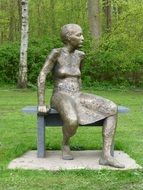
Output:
68 27 84 48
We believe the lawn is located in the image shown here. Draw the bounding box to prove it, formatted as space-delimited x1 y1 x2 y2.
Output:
0 87 143 190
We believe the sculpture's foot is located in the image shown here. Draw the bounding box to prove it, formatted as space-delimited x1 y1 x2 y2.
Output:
99 156 125 168
62 145 74 160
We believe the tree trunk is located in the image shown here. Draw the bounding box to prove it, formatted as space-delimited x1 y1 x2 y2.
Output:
103 0 112 31
50 0 55 33
9 0 15 41
17 0 22 32
87 0 101 41
17 0 28 88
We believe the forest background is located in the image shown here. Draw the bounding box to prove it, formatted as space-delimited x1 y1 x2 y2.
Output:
0 0 143 88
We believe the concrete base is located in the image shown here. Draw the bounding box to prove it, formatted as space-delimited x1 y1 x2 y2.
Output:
8 150 141 171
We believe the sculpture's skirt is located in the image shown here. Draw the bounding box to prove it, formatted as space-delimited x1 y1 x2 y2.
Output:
51 91 117 125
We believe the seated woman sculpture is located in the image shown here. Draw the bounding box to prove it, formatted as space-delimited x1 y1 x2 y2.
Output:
38 24 124 168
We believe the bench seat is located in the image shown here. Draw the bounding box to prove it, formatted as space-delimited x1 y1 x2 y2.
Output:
22 105 129 157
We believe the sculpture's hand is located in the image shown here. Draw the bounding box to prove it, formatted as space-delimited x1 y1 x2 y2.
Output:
38 105 50 113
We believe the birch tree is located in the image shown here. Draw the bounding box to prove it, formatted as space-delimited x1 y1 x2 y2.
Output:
17 0 28 88
87 0 101 41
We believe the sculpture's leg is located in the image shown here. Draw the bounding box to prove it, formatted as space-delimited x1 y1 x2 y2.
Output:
51 93 78 160
102 115 117 158
61 112 78 160
99 114 125 168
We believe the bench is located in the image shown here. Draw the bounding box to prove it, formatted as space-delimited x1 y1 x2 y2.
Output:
22 106 129 158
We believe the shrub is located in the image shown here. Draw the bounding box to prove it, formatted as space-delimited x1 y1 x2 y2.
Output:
0 32 143 88
0 42 19 84
82 33 143 87
0 37 62 85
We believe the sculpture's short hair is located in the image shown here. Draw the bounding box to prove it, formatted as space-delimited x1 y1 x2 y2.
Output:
60 24 81 44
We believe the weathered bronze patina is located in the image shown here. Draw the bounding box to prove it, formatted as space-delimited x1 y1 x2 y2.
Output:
38 24 124 168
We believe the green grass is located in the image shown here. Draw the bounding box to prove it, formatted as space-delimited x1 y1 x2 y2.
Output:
0 87 143 190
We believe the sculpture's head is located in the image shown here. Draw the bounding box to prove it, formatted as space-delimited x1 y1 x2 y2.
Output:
60 24 84 48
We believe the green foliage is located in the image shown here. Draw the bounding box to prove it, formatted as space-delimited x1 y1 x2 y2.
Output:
0 42 20 84
27 36 62 84
83 33 143 87
28 0 87 40
0 37 62 85
1 30 143 87
82 0 143 87
0 0 143 87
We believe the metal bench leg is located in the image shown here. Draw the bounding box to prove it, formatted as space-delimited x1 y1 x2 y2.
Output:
37 115 45 158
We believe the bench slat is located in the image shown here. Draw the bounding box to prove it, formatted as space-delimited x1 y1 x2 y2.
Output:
22 105 129 127
22 105 129 114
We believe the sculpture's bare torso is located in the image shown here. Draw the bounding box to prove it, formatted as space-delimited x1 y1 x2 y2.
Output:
53 48 83 95
51 47 117 125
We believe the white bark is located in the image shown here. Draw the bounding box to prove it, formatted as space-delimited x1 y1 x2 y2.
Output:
87 0 101 40
18 0 28 88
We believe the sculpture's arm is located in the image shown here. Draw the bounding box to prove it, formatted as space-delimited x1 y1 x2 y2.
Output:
37 48 60 113
79 51 85 70
79 51 85 89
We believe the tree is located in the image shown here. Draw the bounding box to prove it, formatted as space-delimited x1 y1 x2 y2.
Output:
87 0 101 41
17 0 28 88
50 0 55 33
17 0 22 33
103 0 112 31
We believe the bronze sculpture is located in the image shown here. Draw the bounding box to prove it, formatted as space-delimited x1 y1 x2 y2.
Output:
38 24 124 168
